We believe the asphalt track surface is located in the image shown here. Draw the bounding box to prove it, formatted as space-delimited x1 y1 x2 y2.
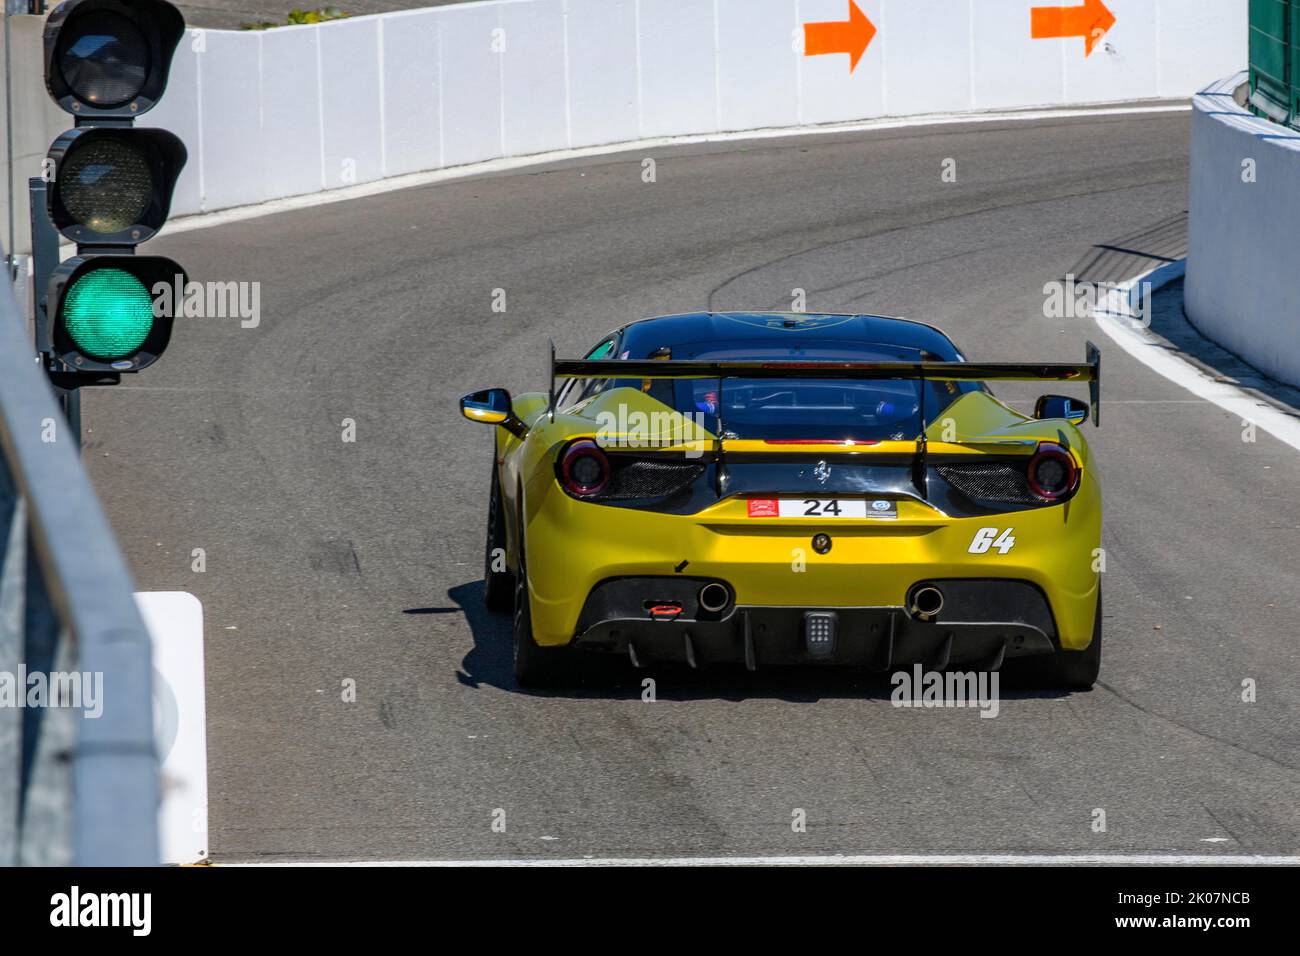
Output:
85 109 1300 861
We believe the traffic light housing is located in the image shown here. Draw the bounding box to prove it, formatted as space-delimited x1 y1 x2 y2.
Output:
47 256 185 373
38 0 187 383
43 0 184 119
46 127 186 245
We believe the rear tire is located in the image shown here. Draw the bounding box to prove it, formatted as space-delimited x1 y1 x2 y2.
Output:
512 542 572 688
483 463 514 613
1031 590 1102 690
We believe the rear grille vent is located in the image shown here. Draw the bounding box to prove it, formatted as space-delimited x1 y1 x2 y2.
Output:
600 460 705 500
937 463 1045 505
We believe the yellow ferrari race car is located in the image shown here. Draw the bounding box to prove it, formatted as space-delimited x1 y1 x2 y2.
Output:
460 313 1102 690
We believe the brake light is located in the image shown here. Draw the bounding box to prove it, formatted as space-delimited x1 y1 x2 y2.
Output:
559 439 610 498
1027 443 1078 500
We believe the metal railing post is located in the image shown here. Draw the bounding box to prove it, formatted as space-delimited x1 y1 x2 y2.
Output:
16 534 75 866
0 245 160 865
0 459 21 865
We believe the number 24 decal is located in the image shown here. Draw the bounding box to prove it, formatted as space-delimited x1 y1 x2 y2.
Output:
969 527 1016 554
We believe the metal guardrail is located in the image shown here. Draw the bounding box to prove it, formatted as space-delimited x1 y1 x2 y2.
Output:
0 258 159 865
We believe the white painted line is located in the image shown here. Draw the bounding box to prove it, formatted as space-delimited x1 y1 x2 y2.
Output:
1092 262 1300 455
154 102 1190 239
223 854 1300 867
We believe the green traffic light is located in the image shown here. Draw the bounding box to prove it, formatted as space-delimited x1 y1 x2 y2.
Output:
61 267 154 361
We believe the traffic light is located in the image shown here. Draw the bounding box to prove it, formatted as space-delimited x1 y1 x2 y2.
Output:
46 256 181 371
37 0 188 379
46 127 186 244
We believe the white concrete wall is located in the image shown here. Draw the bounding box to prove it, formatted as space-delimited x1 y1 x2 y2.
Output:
3 0 1249 249
1186 73 1300 388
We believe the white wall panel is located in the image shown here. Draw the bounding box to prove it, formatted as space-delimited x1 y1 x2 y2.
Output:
198 30 266 211
438 4 504 167
261 25 324 200
882 0 972 116
148 35 203 217
320 18 384 189
566 0 639 147
382 11 442 177
716 0 798 132
501 0 569 156
972 0 1064 110
637 0 718 137
1156 0 1250 98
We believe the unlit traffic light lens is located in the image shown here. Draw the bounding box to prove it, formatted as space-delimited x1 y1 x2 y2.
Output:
57 10 151 107
61 137 152 234
61 267 154 361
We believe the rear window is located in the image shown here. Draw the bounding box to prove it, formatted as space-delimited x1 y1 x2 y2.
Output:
609 343 972 442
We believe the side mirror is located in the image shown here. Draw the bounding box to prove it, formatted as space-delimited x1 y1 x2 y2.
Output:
460 388 527 438
1035 395 1089 425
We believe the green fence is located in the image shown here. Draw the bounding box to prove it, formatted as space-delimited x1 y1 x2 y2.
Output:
1249 0 1300 127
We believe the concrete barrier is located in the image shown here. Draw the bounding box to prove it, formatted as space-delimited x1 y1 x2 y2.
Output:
1186 72 1300 389
2 0 1249 251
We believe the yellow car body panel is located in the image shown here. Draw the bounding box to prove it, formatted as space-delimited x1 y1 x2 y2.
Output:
494 385 1101 652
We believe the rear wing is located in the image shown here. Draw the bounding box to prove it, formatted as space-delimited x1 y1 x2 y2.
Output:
550 341 1102 426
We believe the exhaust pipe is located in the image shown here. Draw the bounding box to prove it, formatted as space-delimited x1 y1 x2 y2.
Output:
910 586 944 621
698 582 731 614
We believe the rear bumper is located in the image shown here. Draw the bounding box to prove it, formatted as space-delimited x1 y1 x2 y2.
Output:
523 475 1101 651
571 577 1058 669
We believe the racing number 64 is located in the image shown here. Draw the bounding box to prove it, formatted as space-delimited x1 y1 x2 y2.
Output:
969 527 1016 555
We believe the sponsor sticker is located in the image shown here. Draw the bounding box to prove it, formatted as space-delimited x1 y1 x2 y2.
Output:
745 498 898 519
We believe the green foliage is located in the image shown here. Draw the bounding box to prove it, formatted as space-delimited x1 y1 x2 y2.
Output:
240 8 350 31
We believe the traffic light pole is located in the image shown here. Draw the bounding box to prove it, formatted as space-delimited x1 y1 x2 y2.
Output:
29 177 81 451
29 177 57 351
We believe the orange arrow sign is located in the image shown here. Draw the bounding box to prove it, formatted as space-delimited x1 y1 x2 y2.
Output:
804 0 877 73
1031 0 1116 56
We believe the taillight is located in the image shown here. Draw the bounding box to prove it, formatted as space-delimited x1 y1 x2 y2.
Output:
559 439 610 498
1027 443 1078 500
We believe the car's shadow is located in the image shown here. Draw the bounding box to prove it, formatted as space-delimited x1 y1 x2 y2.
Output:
420 580 1074 703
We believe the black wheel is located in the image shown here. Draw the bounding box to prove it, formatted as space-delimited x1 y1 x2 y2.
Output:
512 541 572 688
483 463 514 612
1031 590 1102 690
